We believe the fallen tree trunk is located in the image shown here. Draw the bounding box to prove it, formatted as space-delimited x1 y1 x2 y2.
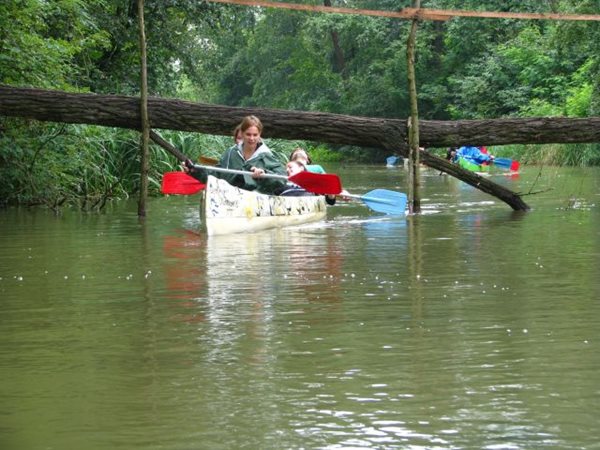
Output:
0 85 600 148
0 85 404 148
4 85 597 211
418 152 530 210
2 86 599 148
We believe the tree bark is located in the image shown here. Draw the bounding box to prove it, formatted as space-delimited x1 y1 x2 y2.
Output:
418 152 530 211
3 85 600 211
406 0 421 214
137 0 149 218
324 0 346 75
3 86 599 148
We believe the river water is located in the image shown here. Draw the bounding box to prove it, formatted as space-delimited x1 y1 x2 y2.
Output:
1 164 599 449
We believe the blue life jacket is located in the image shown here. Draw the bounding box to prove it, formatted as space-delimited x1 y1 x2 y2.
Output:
456 146 491 165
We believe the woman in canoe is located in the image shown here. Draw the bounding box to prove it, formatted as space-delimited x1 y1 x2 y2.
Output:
275 160 312 196
455 145 494 165
289 146 350 203
289 147 326 174
188 115 287 194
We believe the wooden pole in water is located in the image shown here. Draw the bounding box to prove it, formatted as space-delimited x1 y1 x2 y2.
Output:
406 0 421 214
137 0 150 217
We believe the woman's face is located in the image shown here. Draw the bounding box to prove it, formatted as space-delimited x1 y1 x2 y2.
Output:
243 126 260 148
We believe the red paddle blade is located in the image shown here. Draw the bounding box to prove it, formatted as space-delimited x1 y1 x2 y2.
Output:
288 171 342 195
510 160 520 171
161 172 205 195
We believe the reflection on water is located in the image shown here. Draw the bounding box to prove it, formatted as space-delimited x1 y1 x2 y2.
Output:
161 229 207 323
1 166 600 449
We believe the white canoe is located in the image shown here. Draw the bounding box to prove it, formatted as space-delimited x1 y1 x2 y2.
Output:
200 175 327 236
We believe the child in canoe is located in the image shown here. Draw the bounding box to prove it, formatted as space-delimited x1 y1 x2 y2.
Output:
276 160 336 205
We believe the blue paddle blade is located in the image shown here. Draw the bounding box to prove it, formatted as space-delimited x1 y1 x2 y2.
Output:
360 189 407 215
493 157 514 169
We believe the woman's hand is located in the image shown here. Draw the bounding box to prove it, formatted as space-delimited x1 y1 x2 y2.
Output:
250 167 265 179
338 189 351 201
181 159 194 173
182 159 207 182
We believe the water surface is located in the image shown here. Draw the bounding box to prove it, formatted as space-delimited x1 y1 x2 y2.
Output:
1 165 599 449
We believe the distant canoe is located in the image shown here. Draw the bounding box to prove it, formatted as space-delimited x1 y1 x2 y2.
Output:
457 156 490 174
386 155 403 167
200 176 327 236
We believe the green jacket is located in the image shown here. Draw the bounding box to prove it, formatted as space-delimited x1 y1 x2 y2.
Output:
190 142 287 194
216 142 286 194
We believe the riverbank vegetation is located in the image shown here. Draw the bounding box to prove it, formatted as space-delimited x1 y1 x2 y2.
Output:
1 0 599 207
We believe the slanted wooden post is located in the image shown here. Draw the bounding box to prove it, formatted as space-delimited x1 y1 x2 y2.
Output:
137 0 150 217
406 0 421 214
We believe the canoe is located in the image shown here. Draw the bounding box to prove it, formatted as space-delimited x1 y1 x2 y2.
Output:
200 175 327 236
457 156 490 174
386 155 400 167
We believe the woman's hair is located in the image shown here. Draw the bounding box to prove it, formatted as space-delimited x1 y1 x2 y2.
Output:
239 115 263 134
289 147 312 164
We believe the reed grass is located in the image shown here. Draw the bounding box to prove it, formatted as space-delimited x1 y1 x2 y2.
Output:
489 143 600 166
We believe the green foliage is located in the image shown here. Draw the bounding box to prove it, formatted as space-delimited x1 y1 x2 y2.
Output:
306 144 344 163
564 59 595 117
156 130 235 163
520 99 563 118
491 143 600 167
0 0 111 89
4 0 599 120
0 119 175 209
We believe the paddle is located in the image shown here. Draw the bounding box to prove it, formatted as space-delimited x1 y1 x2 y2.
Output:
344 189 408 215
161 172 205 195
161 168 342 196
190 164 342 195
493 157 520 171
150 130 342 195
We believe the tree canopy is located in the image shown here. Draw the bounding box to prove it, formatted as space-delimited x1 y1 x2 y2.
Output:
3 0 598 117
